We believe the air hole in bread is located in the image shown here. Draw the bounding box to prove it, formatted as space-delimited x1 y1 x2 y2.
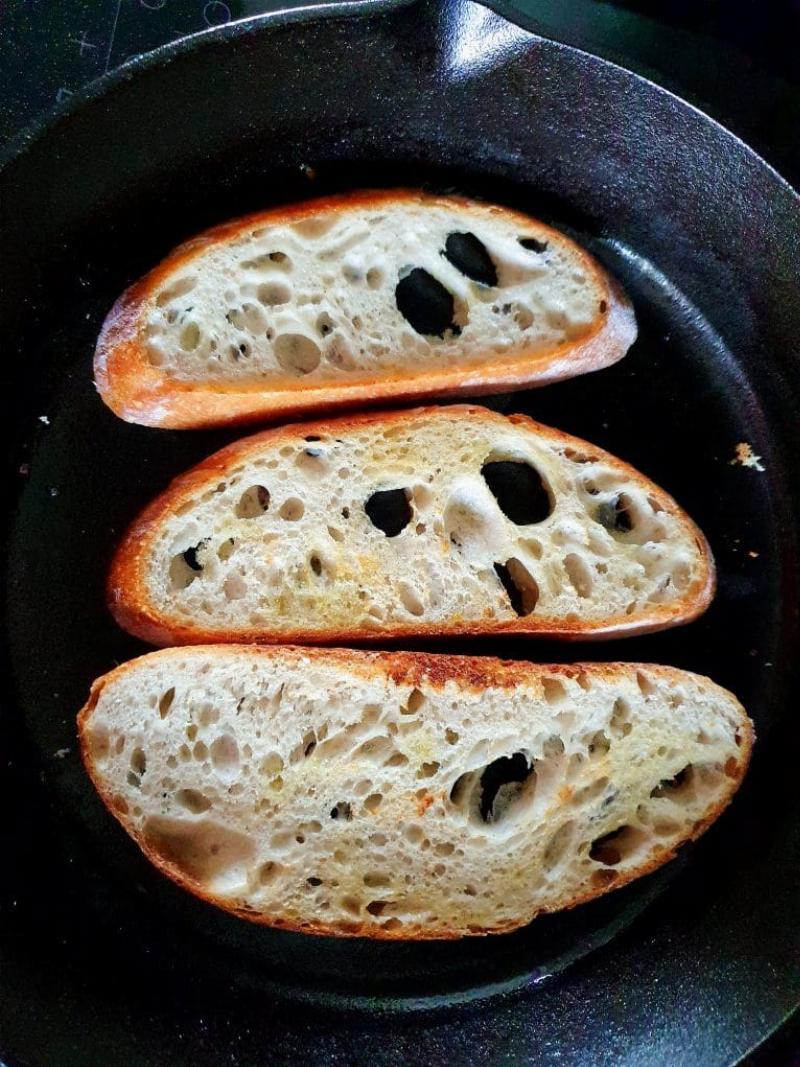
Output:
563 448 597 464
417 761 440 780
240 250 291 271
274 333 321 374
217 538 236 561
327 525 345 542
223 575 247 600
143 816 255 891
652 818 681 837
481 460 551 525
352 736 395 763
179 322 201 351
293 216 336 239
589 824 647 866
236 485 270 518
442 231 498 287
595 494 634 534
256 281 292 307
87 723 110 761
572 776 610 806
542 677 568 705
330 801 353 821
494 558 539 615
672 561 691 591
366 267 384 289
395 268 456 337
364 488 412 537
158 688 176 719
309 553 323 577
398 582 425 616
513 304 535 330
543 820 577 871
518 236 548 254
130 747 147 777
564 553 594 598
591 868 618 888
200 699 223 726
636 671 656 697
341 895 362 916
156 275 198 306
260 753 283 777
210 734 240 780
175 788 212 814
650 765 694 800
610 698 633 738
181 542 206 576
403 688 425 715
520 537 543 560
296 448 328 479
364 793 383 813
279 497 305 521
451 751 534 825
316 312 335 337
445 727 460 745
587 731 611 757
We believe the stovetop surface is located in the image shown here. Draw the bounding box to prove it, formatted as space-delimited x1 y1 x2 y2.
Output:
2 1 800 190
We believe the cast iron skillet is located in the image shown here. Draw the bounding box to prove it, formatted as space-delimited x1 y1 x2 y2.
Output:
1 1 799 1063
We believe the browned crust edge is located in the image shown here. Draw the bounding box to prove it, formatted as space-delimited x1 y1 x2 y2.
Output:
106 404 716 647
93 189 637 430
77 647 754 939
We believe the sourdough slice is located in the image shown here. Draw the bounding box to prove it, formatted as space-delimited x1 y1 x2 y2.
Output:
108 405 714 645
78 646 753 939
94 190 636 429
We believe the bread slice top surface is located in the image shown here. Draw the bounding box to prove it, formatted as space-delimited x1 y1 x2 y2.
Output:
108 404 714 645
79 646 753 939
93 190 636 428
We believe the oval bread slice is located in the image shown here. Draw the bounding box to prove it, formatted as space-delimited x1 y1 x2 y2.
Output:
94 190 636 429
108 405 714 645
78 646 753 939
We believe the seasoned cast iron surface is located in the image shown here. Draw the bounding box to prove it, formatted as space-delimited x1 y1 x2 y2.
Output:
1 2 798 1064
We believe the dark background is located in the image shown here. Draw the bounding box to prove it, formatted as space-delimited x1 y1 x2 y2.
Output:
1 2 799 1064
2 0 800 189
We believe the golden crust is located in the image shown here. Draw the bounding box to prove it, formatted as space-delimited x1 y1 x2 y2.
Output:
78 647 753 939
93 190 636 429
106 404 716 646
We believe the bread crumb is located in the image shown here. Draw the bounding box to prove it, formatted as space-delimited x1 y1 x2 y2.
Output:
730 442 765 472
53 748 70 759
748 550 759 559
38 415 50 425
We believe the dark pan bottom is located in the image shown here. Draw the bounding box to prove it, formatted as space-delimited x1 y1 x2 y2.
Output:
3 187 784 1010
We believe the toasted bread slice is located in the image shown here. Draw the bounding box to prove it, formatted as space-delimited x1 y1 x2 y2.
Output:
94 190 636 429
108 405 714 646
78 646 753 939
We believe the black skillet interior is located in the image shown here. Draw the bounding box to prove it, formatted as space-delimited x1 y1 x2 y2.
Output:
1 1 799 1063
